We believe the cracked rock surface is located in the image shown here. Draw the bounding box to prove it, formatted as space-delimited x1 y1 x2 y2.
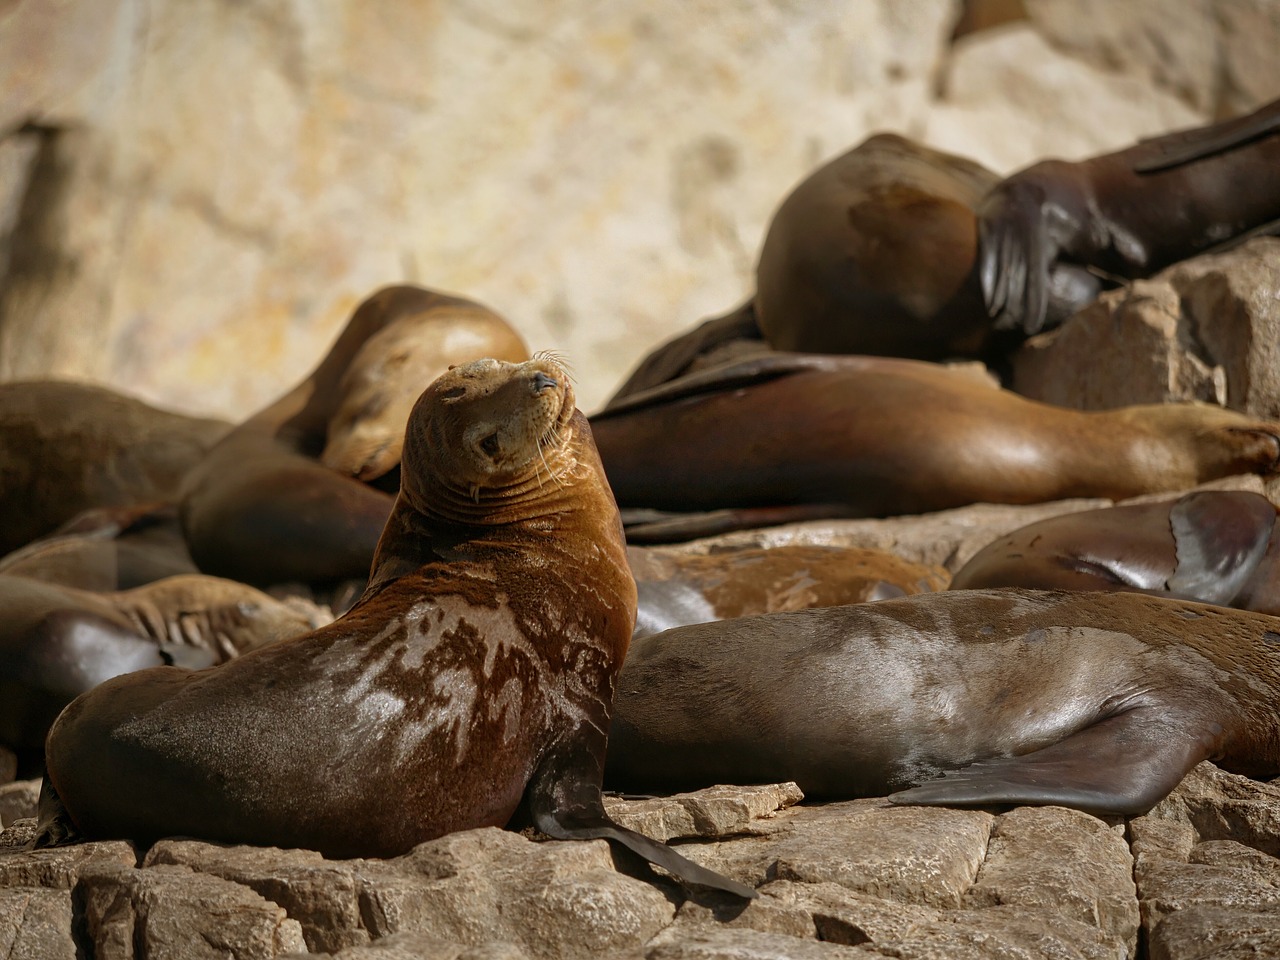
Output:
4 767 1280 959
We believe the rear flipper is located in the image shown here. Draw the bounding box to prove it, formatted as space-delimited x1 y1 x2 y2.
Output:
527 756 757 899
889 709 1219 816
33 775 83 849
1168 491 1277 605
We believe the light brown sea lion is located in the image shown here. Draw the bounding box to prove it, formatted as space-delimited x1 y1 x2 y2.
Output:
0 573 325 760
180 285 529 587
37 356 753 899
0 381 230 556
950 490 1280 614
630 543 947 639
605 588 1280 814
981 96 1280 335
753 133 1100 364
589 354 1280 525
0 503 196 590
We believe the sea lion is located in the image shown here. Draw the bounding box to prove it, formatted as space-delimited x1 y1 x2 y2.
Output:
38 356 753 898
605 588 1280 814
753 133 1100 363
0 503 196 590
590 354 1280 523
0 381 230 556
950 489 1280 614
630 543 946 638
981 96 1280 335
180 285 529 587
0 573 324 758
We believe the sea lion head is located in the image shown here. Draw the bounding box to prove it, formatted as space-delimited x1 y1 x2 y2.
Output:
400 353 590 520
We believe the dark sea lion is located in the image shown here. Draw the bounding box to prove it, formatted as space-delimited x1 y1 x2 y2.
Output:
0 573 323 757
590 354 1280 520
0 381 230 556
180 285 529 587
753 134 1100 363
981 96 1280 335
950 490 1280 614
605 588 1280 814
630 543 947 639
0 503 196 590
38 356 753 898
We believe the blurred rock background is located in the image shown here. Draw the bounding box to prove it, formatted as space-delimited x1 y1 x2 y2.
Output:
1 0 1277 419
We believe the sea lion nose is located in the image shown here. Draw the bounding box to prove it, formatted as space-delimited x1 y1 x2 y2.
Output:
532 371 557 393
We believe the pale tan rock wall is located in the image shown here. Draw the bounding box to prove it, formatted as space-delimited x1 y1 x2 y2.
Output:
0 0 1276 417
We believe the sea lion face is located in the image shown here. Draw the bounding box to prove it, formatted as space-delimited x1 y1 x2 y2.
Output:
406 355 577 494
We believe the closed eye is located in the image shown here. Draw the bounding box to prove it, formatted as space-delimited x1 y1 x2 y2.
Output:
479 433 500 456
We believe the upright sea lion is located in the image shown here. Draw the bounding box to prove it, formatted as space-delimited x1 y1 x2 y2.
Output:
753 134 1100 363
0 503 196 591
0 381 230 556
606 588 1280 814
590 354 1280 522
0 573 324 758
950 489 1280 614
630 543 946 638
38 356 753 898
981 96 1280 335
180 285 528 587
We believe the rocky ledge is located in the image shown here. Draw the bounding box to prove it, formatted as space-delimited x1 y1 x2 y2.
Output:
1 765 1278 959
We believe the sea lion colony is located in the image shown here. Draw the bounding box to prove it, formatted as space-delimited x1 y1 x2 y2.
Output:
2 105 1280 902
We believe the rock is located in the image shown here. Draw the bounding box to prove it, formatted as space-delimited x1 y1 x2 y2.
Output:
0 836 136 890
1147 905 1280 960
0 746 14 784
0 779 40 828
872 905 1128 960
77 861 307 959
646 922 875 959
923 22 1205 173
754 880 942 944
0 0 959 418
1024 0 1280 116
0 886 76 960
683 800 994 910
964 806 1138 954
604 783 805 842
148 827 676 960
282 934 531 960
1011 239 1280 418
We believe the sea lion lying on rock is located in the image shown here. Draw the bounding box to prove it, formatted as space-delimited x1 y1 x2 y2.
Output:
180 285 528 587
606 588 1280 815
38 355 754 899
590 354 1280 532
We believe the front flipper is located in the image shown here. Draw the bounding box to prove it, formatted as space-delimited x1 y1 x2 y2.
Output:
526 753 757 899
33 775 84 849
1168 491 1277 605
888 709 1219 816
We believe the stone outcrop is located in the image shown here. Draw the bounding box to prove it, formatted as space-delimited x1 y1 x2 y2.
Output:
1012 238 1280 420
7 768 1277 957
2 0 1276 417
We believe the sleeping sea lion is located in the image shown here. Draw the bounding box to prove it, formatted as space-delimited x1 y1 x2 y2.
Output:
0 503 196 591
753 133 1100 363
630 543 947 638
980 96 1280 335
606 588 1280 815
590 354 1280 524
0 381 230 556
0 573 324 758
37 355 753 898
180 285 528 587
950 489 1280 614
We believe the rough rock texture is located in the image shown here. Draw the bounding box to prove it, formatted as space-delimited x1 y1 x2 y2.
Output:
2 0 1275 417
1012 239 1280 419
0 779 39 829
5 768 1280 956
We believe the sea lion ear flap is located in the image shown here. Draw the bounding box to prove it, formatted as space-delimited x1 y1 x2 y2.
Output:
524 757 757 899
1168 492 1276 605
